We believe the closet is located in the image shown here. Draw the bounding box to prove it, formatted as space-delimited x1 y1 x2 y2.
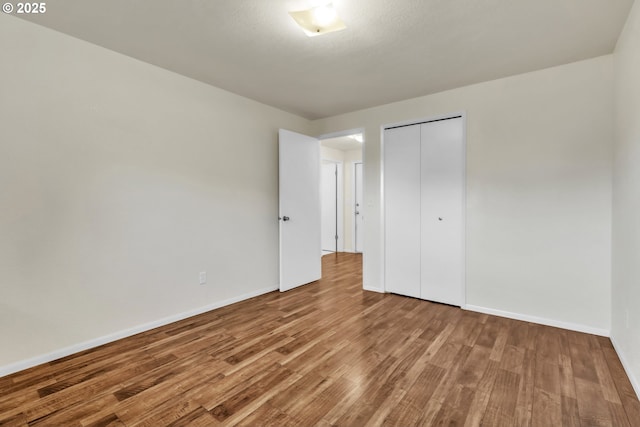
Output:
384 116 465 306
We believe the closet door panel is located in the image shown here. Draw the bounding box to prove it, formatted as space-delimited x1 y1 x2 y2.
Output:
384 125 421 298
420 118 464 305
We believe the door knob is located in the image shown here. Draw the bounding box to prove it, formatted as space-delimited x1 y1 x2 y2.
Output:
282 216 290 221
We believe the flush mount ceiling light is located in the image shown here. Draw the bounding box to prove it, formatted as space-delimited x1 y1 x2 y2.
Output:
289 3 346 37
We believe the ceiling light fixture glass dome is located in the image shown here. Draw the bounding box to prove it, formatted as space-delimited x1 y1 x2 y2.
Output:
312 4 337 26
289 2 346 37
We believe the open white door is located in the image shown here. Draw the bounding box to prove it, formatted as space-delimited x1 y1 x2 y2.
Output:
279 129 321 292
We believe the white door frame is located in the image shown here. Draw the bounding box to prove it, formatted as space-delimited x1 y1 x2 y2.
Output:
321 159 344 252
380 112 467 306
353 162 363 253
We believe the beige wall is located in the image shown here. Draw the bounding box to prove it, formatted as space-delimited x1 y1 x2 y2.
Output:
312 56 614 333
612 0 640 397
0 14 310 372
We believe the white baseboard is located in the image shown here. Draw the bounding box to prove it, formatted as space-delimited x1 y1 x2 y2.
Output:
610 335 640 400
0 285 279 378
464 304 610 337
363 285 384 293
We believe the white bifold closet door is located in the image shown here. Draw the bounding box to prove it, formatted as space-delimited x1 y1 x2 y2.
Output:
384 125 422 298
384 117 464 306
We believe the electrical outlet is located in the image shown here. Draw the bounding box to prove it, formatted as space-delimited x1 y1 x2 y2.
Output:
199 271 207 285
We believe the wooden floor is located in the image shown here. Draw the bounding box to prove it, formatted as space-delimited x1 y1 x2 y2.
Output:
2 253 639 426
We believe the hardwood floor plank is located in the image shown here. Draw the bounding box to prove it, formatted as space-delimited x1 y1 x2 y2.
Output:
29 393 120 427
192 353 283 412
287 376 356 425
534 325 562 366
431 384 475 426
165 406 216 427
592 348 623 404
84 413 126 427
105 358 225 425
233 401 301 427
481 368 521 426
265 372 328 414
575 377 614 427
332 340 427 426
559 353 577 399
130 400 208 427
570 342 600 383
420 343 474 425
602 346 640 422
0 253 638 426
0 412 28 427
456 345 492 389
560 395 581 427
506 319 534 350
475 316 501 350
463 360 500 426
531 388 562 427
448 311 486 347
489 320 511 362
280 338 350 378
534 358 561 397
20 354 178 424
382 363 446 426
531 359 562 426
608 401 633 427
223 333 290 365
0 386 49 419
513 348 535 427
500 343 526 374
209 364 294 422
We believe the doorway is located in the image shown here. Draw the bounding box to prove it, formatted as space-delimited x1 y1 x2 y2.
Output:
319 133 364 255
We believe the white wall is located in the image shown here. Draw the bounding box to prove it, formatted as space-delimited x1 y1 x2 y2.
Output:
612 0 640 397
312 56 614 333
0 15 310 373
320 146 345 162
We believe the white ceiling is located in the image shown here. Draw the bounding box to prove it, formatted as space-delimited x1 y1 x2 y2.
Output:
18 0 634 119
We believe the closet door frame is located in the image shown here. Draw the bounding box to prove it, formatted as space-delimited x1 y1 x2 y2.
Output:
380 112 467 307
